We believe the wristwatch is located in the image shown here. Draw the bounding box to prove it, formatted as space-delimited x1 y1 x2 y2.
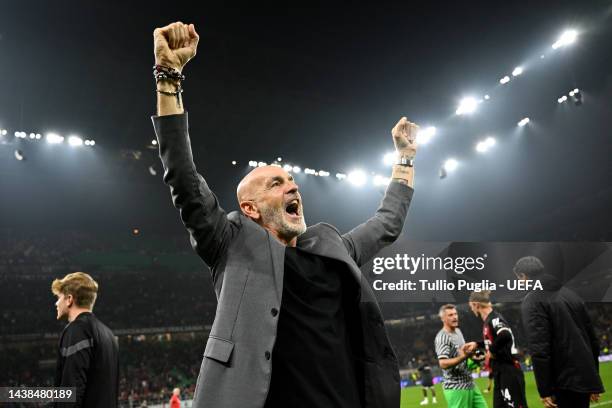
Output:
396 155 414 167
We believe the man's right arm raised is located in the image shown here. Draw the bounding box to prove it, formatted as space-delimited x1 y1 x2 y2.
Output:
152 22 236 271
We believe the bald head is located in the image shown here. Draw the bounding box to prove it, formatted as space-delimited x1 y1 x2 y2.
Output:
236 166 290 203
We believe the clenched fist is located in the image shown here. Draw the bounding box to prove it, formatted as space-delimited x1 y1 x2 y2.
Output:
153 22 199 72
391 117 418 159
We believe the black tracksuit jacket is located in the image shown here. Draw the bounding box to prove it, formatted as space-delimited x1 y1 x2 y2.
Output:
521 274 604 397
54 312 118 407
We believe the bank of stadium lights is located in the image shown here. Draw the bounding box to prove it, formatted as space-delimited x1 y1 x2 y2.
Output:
499 76 510 85
416 126 437 144
383 152 396 166
484 95 490 100
552 29 578 50
347 170 367 186
517 117 530 127
475 136 496 153
68 136 84 147
557 95 568 104
292 166 301 173
336 173 346 180
373 174 390 187
1 129 8 136
512 66 523 77
443 158 458 172
46 133 64 144
455 97 478 115
84 140 95 146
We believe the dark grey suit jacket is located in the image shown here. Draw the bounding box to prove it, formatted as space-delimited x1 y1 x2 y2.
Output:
153 113 414 408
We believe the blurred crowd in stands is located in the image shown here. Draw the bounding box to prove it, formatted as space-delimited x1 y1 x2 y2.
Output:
1 228 611 405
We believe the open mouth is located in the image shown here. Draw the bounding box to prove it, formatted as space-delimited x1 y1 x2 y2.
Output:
285 199 300 217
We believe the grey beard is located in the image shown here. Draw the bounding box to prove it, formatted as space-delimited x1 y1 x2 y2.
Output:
260 204 306 239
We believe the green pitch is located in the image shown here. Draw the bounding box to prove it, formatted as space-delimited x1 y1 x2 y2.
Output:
401 361 612 407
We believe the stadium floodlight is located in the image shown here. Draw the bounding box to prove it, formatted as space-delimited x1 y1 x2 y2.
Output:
68 136 84 147
14 149 25 161
552 29 577 49
276 157 282 162
383 151 396 166
443 158 458 172
318 170 330 177
90 140 96 146
304 168 316 175
46 133 64 144
35 133 42 139
347 170 367 186
148 166 157 176
518 117 530 127
151 139 158 146
476 136 496 153
248 160 258 167
84 140 91 146
292 166 301 173
455 97 478 115
258 161 267 167
282 164 293 172
336 173 347 180
416 126 436 144
499 76 511 85
484 95 490 100
373 174 390 186
231 160 237 165
29 133 36 139
512 66 523 77
558 95 568 103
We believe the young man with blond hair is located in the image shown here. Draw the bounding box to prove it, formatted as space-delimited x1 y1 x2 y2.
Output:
466 290 527 408
51 272 118 407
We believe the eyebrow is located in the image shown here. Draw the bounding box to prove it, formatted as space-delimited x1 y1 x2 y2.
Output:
267 175 293 186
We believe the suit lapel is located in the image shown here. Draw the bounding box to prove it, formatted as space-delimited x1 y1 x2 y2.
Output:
297 224 363 284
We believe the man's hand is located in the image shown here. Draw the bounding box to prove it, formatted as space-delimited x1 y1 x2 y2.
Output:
540 396 558 408
591 394 600 402
462 342 478 356
391 117 418 159
154 22 199 72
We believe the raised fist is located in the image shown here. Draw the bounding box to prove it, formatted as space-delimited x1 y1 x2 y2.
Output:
391 117 418 159
153 22 199 72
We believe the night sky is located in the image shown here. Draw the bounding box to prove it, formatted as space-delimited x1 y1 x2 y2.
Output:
1 1 611 241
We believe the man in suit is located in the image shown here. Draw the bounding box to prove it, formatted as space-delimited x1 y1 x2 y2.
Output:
151 21 417 408
515 256 604 408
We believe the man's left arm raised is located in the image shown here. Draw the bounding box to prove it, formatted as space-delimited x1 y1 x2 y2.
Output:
342 117 417 266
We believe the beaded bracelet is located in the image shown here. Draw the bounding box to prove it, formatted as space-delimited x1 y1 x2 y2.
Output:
153 65 185 83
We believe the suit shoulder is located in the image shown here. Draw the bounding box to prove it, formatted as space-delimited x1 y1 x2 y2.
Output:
317 222 341 235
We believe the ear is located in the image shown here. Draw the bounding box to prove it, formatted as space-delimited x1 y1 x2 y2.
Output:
239 201 261 221
66 294 74 308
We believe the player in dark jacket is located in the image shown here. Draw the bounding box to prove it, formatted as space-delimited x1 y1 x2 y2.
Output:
467 290 527 408
52 272 119 408
514 256 605 408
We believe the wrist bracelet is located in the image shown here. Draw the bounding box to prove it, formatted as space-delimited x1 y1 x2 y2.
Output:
153 65 185 83
156 85 183 109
